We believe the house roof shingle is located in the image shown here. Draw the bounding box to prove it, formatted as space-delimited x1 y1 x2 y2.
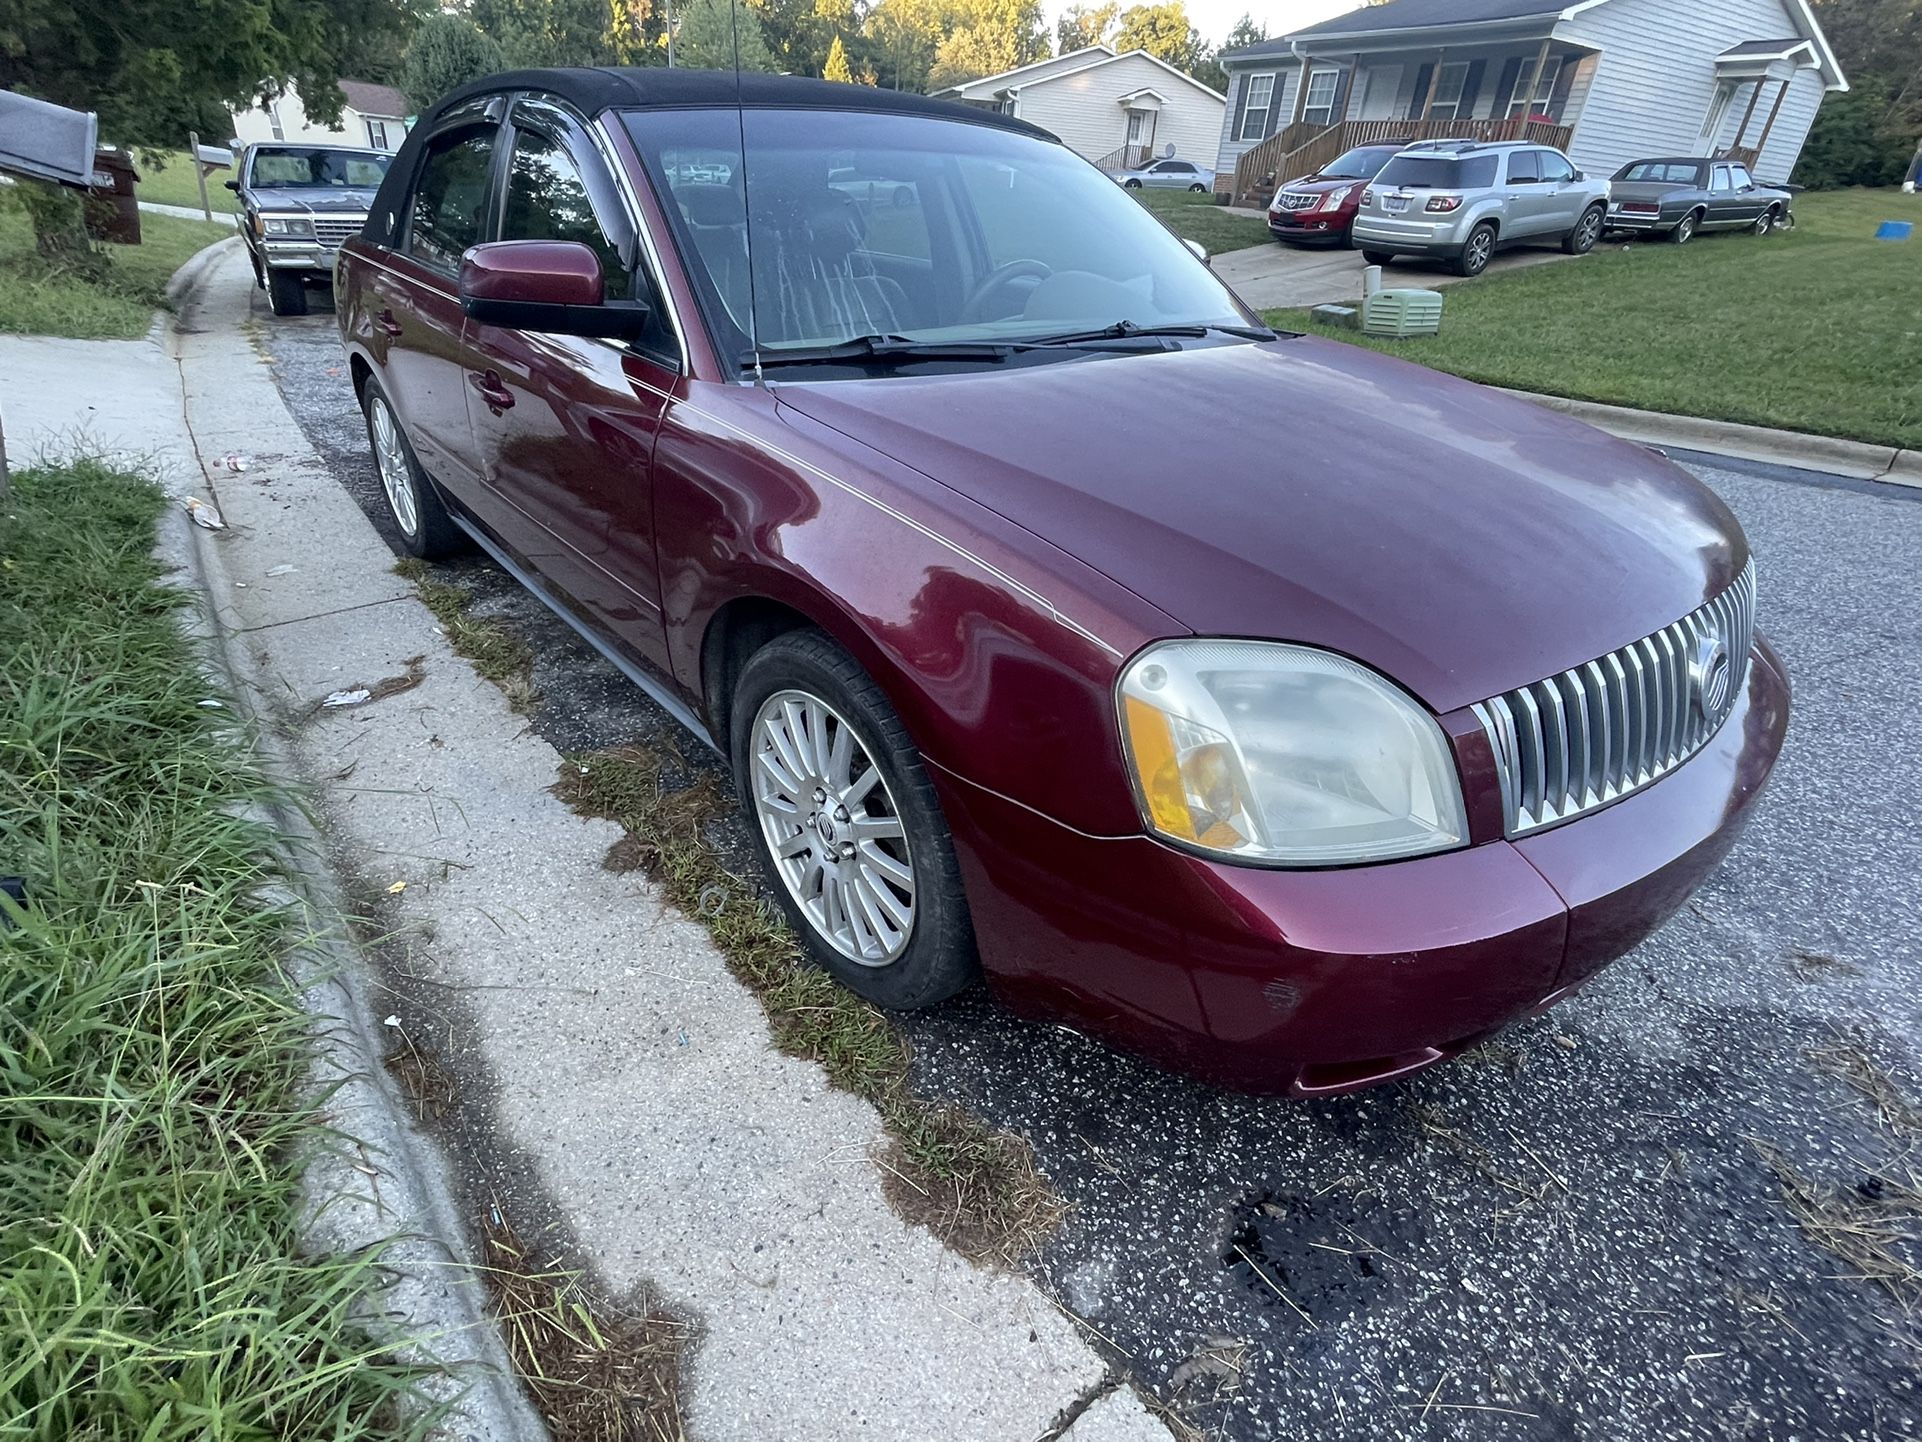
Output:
1223 0 1566 59
1717 38 1812 58
338 79 409 119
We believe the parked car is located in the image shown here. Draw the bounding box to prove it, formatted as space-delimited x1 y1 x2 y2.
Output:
1267 141 1412 248
1353 141 1610 277
1604 157 1791 244
228 143 393 316
1114 157 1214 191
339 70 1786 1095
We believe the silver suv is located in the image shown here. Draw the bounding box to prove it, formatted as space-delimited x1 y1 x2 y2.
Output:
1351 141 1611 277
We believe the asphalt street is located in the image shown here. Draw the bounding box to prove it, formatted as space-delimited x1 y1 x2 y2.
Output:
262 287 1922 1441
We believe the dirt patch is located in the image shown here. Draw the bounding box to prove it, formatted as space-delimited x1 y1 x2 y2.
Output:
554 742 1066 1268
393 560 538 712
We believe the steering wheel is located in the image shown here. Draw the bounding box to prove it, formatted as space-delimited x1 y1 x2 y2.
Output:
963 259 1052 323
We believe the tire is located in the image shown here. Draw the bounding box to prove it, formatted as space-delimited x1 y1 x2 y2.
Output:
730 629 978 1010
1563 203 1605 255
1670 211 1700 246
266 268 309 316
1188 183 1208 192
1361 249 1397 268
361 375 465 559
1124 178 1143 189
1753 206 1778 236
1453 222 1497 277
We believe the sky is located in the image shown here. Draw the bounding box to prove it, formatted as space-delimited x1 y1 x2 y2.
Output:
1046 0 1365 50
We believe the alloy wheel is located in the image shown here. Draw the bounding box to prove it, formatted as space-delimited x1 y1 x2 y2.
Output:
1466 228 1493 273
369 396 419 538
750 688 916 966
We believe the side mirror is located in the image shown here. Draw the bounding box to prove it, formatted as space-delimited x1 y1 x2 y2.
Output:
224 179 241 192
458 240 647 338
1182 237 1209 264
1571 170 1585 182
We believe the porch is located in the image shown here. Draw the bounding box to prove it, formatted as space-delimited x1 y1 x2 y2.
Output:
1223 115 1575 206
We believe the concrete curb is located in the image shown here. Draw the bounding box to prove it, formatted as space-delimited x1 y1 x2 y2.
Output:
1494 387 1921 488
149 234 244 348
159 250 547 1442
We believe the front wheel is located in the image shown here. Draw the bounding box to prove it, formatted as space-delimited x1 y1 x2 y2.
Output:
1453 223 1497 277
1753 206 1779 236
1563 203 1605 255
1360 249 1397 268
266 268 308 317
1188 183 1208 193
1123 178 1143 189
731 630 978 1010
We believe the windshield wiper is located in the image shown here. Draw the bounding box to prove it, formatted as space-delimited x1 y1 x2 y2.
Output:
1025 319 1278 348
751 334 1026 368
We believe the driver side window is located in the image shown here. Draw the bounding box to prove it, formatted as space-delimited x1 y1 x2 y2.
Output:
502 126 633 301
408 126 497 273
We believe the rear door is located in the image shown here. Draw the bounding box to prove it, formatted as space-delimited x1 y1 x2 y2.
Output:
462 96 679 671
371 107 503 494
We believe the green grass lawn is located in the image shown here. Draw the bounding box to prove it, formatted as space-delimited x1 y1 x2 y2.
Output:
133 149 239 214
1264 188 1922 450
0 203 234 339
1 459 429 1440
1130 186 1273 256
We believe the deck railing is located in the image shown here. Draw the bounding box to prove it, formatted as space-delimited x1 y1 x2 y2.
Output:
1223 117 1576 207
1093 143 1156 174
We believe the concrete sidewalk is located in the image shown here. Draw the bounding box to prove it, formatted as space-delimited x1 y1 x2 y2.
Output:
1212 235 1570 310
1 244 1168 1441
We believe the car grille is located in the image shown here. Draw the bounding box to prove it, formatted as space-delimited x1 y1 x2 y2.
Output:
1473 562 1756 837
1276 192 1318 212
313 217 364 250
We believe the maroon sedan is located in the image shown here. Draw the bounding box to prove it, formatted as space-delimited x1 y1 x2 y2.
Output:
338 69 1788 1095
1268 141 1412 247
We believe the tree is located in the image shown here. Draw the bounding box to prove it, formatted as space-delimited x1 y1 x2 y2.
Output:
1220 12 1267 53
1055 1 1117 52
864 0 946 91
926 0 1046 90
670 0 777 71
824 33 854 81
0 0 417 258
1112 2 1202 70
1799 0 1922 185
469 0 615 66
608 0 670 63
401 14 505 111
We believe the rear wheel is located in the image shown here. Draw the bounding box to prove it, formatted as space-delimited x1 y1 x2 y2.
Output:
1360 249 1397 268
1670 210 1700 246
1188 182 1208 192
362 376 465 559
1124 178 1143 189
1563 203 1605 255
266 268 308 317
1454 222 1497 277
731 630 978 1010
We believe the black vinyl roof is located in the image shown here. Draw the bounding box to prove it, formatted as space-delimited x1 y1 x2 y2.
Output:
426 67 1055 141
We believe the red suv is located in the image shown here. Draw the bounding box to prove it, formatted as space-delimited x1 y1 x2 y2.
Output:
337 69 1788 1095
1268 141 1413 247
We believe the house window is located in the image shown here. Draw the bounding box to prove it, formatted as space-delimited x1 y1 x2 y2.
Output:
1700 80 1737 144
1302 67 1340 126
1426 61 1471 119
267 100 284 141
1238 74 1275 141
366 119 390 150
1505 55 1563 119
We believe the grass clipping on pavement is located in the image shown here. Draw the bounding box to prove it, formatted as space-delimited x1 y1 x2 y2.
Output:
0 460 430 1439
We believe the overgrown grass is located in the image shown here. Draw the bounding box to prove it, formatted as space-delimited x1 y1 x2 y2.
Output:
553 745 1066 1267
392 559 538 712
0 460 429 1439
1265 188 1922 449
1130 186 1273 255
134 150 240 215
0 200 233 339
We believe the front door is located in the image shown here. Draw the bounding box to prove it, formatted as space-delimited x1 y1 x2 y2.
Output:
1536 148 1585 234
1705 163 1755 226
1501 147 1553 237
463 99 679 671
1126 107 1156 165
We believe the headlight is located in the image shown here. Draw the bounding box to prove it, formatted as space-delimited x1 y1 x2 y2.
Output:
259 215 314 238
1320 185 1357 212
1118 641 1467 866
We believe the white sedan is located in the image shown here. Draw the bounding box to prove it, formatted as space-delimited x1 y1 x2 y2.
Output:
1114 158 1215 191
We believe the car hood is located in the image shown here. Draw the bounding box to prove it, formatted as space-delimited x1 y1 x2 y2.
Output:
1281 174 1366 194
775 338 1746 713
246 186 378 214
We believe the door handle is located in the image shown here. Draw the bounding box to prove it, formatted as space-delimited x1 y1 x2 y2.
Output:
374 308 404 337
468 370 515 411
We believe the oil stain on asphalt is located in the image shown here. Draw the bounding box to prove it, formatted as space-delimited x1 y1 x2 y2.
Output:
259 300 1922 1441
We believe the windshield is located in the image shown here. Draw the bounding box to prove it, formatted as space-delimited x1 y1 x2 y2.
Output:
1374 155 1498 190
1615 161 1703 184
622 107 1247 360
249 147 391 189
1321 146 1403 180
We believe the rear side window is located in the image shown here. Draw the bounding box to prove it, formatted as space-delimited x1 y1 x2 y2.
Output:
1376 155 1498 189
502 127 633 301
1619 161 1702 184
408 127 497 272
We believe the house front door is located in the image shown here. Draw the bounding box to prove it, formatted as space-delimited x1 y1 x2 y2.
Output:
1127 107 1156 158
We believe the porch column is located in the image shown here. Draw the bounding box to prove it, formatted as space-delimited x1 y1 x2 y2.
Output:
1514 35 1552 137
1729 77 1767 151
1751 78 1794 162
1290 53 1312 127
1418 48 1447 121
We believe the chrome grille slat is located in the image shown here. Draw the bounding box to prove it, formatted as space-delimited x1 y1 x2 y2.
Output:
312 216 364 249
1474 563 1756 838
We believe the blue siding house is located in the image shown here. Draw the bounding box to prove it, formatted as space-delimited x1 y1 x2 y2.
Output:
1214 0 1846 204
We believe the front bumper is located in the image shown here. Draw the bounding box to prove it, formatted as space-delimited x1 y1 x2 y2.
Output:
1269 209 1354 244
935 637 1789 1095
261 240 338 272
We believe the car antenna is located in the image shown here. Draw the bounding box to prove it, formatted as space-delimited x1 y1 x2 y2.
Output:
729 0 766 386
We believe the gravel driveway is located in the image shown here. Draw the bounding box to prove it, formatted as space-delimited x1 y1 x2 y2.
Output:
262 291 1922 1441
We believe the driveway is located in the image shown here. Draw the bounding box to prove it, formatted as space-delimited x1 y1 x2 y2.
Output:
1212 232 1573 310
261 286 1922 1440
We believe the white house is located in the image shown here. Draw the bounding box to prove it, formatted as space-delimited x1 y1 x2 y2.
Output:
230 79 411 154
934 46 1227 172
1214 0 1846 203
